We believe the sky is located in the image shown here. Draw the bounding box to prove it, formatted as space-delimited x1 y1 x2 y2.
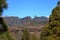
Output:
3 0 58 18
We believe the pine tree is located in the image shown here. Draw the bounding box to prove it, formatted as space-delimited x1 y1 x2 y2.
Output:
40 1 60 40
0 0 7 15
0 0 14 40
21 28 30 40
0 0 8 33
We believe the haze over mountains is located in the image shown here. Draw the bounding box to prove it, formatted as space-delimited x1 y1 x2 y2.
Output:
3 16 49 27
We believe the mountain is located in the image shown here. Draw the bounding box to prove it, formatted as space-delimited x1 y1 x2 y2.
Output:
3 16 49 27
33 16 48 25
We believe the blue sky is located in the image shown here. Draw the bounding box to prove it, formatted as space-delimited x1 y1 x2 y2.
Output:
3 0 58 18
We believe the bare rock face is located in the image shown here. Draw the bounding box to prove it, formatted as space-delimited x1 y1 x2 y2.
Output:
4 16 48 27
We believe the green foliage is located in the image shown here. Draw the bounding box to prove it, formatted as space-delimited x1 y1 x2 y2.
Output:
0 0 13 40
0 0 7 8
0 0 8 32
0 17 14 40
0 32 14 40
40 1 60 40
21 28 30 40
31 34 38 40
0 0 8 33
0 0 7 15
0 17 8 33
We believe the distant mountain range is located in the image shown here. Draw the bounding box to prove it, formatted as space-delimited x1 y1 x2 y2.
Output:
4 16 49 27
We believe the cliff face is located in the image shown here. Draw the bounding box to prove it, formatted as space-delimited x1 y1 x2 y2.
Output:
4 16 48 27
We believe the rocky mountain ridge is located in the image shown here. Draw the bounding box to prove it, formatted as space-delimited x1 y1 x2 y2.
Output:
3 16 49 27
